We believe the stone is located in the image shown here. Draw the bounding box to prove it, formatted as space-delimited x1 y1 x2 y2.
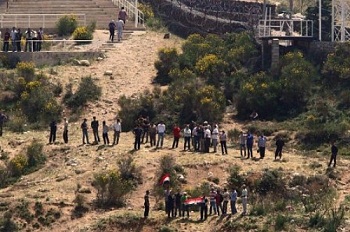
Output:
97 57 104 61
104 70 113 76
75 169 86 174
56 175 68 182
73 59 81 65
79 60 90 66
78 187 92 194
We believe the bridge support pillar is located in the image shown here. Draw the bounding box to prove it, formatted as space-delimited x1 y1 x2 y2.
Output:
271 38 279 74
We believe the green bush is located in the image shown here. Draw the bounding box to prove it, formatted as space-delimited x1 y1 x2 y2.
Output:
93 170 133 207
16 61 35 82
26 140 46 171
64 76 101 110
256 169 285 196
72 26 93 44
117 155 142 187
186 182 210 198
7 154 27 177
227 165 245 190
274 214 288 231
56 15 78 36
154 48 179 85
0 212 18 232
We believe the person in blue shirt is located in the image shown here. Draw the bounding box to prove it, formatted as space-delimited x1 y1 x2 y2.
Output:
246 132 254 159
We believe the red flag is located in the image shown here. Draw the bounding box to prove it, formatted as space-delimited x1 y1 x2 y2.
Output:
184 197 203 205
159 173 170 185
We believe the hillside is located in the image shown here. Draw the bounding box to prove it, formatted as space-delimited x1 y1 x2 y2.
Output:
0 30 350 232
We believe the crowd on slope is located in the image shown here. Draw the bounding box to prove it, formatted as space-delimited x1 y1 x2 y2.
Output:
2 27 44 52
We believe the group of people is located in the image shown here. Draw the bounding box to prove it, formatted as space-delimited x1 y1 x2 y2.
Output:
2 27 43 52
108 7 127 42
144 184 249 220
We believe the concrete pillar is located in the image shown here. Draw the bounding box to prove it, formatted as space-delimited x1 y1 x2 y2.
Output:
271 38 279 74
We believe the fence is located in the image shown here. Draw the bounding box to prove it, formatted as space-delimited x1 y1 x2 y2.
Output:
111 0 144 27
0 13 86 29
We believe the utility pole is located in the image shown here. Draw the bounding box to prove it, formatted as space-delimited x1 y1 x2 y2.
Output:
319 0 322 41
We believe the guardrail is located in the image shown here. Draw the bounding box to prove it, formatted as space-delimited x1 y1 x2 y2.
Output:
258 19 314 38
111 0 144 27
0 14 87 29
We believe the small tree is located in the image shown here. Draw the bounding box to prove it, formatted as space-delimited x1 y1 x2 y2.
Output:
56 15 78 36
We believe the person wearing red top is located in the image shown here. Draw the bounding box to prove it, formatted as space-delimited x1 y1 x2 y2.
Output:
215 190 223 216
172 124 181 149
3 28 10 52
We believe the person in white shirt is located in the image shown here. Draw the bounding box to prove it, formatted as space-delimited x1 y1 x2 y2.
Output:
257 134 267 159
211 125 219 153
156 121 166 148
204 126 211 153
241 184 248 215
102 121 110 145
112 118 122 145
183 124 191 151
239 131 247 157
63 117 68 143
220 130 228 155
10 27 17 52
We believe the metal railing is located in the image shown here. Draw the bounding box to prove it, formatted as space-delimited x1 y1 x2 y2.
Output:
0 14 86 28
111 0 144 27
258 19 314 38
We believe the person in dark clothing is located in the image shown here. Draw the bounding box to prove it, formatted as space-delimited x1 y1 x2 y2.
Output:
25 28 33 52
144 190 150 218
166 193 175 218
0 112 8 137
275 137 285 160
102 121 110 145
49 120 57 144
15 29 22 52
142 117 150 143
174 191 182 217
108 20 116 42
37 27 43 51
81 118 89 144
3 28 10 52
91 116 100 143
133 124 143 150
246 132 254 158
329 142 338 168
200 196 208 221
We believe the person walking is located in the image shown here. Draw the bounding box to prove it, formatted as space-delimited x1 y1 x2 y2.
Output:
63 117 68 144
81 118 89 144
133 124 143 150
118 6 128 23
230 188 237 214
116 18 124 42
156 121 166 148
144 190 150 219
246 132 254 159
172 124 181 149
328 141 338 168
257 133 267 159
183 124 191 151
112 118 122 145
241 184 248 216
102 121 110 145
275 137 285 160
91 116 100 144
212 125 219 153
239 131 247 157
108 19 116 42
49 120 57 144
219 130 228 155
0 111 8 137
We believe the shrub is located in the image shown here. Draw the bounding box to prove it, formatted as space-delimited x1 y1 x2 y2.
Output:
72 193 89 218
26 140 46 171
274 214 288 231
93 170 133 207
16 61 35 82
154 48 179 85
6 113 26 133
0 212 18 232
256 169 285 196
7 154 27 177
138 3 154 21
0 167 10 188
72 26 93 44
64 76 101 110
57 15 78 36
117 155 142 186
227 165 245 190
186 182 210 198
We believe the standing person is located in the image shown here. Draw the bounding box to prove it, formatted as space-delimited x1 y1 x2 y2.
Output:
204 126 211 153
144 190 150 219
156 121 166 148
0 111 8 137
209 188 217 215
108 19 116 42
215 190 223 216
25 28 33 52
149 122 157 147
172 124 181 149
219 130 228 155
230 188 237 215
37 27 43 51
174 191 182 217
329 141 338 168
212 125 219 153
118 6 128 23
183 124 191 151
133 124 143 150
181 192 189 218
3 28 10 52
15 28 22 52
166 192 175 218
102 121 110 145
246 132 254 159
257 133 267 159
81 118 89 144
200 195 208 221
91 117 100 144
192 124 199 151
10 27 17 52
275 137 285 160
116 18 124 42
49 120 57 144
63 117 68 144
241 184 248 216
222 188 230 215
239 131 247 157
112 118 122 145
142 117 150 144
